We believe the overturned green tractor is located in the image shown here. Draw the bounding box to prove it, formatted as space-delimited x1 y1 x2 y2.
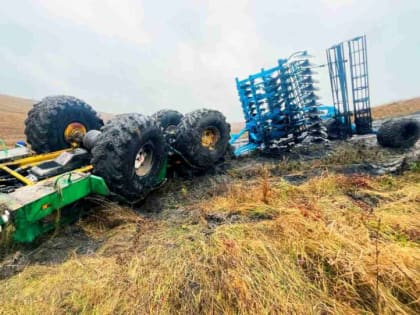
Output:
0 95 230 242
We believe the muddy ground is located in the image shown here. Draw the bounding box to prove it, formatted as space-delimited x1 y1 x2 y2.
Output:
0 114 419 280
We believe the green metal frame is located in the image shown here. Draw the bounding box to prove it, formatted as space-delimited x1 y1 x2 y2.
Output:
0 147 169 243
0 174 109 242
157 157 168 183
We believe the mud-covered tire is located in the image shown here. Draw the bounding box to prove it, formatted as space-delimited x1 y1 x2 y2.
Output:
152 109 183 131
91 114 167 201
377 118 420 148
174 109 231 168
324 118 340 140
24 95 103 153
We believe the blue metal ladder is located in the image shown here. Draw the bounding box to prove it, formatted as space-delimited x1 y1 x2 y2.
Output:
326 35 372 138
326 42 352 138
348 35 372 134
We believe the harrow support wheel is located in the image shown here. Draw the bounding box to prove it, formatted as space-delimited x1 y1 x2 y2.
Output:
377 118 420 149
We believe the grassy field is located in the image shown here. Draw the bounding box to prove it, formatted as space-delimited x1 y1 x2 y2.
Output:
1 143 419 314
0 95 419 314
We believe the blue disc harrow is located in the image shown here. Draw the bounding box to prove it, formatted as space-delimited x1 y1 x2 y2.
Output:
231 35 373 156
231 51 325 156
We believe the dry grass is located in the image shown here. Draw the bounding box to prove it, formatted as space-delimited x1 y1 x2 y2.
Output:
0 95 34 146
372 97 420 120
0 169 419 314
0 95 419 314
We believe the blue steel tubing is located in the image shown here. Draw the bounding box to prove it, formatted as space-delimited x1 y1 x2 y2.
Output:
232 51 325 155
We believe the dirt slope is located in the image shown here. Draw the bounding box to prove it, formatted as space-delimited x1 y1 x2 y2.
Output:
0 95 35 145
372 97 420 119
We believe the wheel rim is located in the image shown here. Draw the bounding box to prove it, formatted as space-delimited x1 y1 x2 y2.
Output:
134 143 154 176
165 125 178 135
201 127 220 150
64 122 87 144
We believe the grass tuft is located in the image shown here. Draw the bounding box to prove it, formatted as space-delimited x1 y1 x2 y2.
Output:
0 168 419 314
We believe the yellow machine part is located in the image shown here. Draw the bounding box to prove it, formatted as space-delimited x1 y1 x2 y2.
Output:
0 149 92 186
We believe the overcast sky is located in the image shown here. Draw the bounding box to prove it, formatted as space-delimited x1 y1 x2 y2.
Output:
1 0 419 121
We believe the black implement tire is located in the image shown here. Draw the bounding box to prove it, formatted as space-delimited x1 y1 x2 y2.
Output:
91 114 167 201
174 109 231 168
152 109 183 131
377 118 420 148
24 95 103 153
324 118 340 140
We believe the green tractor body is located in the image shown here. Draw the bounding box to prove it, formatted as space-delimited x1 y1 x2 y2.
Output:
0 172 109 242
0 145 169 243
0 95 230 243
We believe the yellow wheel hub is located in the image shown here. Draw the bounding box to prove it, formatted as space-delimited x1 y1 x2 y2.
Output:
64 122 87 145
201 127 220 150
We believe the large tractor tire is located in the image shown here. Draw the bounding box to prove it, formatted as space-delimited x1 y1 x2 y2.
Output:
377 118 420 148
24 95 103 153
174 109 231 168
152 109 183 132
91 114 167 201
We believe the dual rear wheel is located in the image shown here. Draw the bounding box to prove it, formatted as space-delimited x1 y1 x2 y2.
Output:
91 114 167 201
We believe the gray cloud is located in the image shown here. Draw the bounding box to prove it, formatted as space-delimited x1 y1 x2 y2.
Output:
0 0 419 122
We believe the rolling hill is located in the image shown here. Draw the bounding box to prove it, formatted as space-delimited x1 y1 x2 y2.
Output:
1 94 420 139
0 95 35 146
